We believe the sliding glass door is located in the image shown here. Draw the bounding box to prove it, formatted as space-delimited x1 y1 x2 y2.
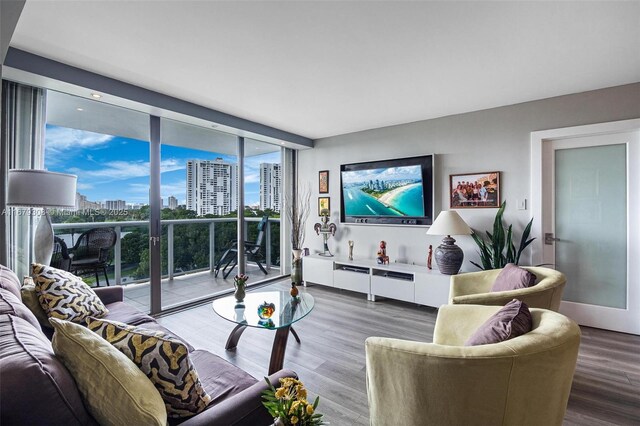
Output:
159 118 240 309
44 90 153 312
10 81 290 314
241 138 283 281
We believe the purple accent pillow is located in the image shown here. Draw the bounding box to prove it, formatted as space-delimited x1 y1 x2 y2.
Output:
491 263 537 292
465 299 533 346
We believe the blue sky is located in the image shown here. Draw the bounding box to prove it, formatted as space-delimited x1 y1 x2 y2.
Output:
44 124 280 206
342 165 422 184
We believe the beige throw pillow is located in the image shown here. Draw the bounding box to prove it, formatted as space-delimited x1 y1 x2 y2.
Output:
20 282 51 327
32 263 108 323
49 318 167 426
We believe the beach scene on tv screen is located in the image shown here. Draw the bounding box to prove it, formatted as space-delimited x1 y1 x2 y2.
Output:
342 165 425 217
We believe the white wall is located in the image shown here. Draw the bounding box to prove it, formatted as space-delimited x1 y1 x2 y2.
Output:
298 83 640 272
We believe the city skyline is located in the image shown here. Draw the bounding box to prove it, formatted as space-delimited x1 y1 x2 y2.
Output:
44 124 281 208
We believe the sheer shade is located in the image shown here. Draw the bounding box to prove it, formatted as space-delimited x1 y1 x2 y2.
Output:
7 170 77 208
427 211 472 236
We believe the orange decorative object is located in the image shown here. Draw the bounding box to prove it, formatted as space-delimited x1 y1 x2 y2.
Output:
290 283 299 298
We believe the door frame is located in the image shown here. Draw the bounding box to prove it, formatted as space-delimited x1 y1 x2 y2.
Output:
531 118 640 333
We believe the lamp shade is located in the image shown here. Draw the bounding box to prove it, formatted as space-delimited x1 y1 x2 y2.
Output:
426 211 472 236
7 169 77 208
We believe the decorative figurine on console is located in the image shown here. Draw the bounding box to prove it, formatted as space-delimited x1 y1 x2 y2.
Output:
427 244 433 270
314 209 337 256
348 240 354 260
376 241 389 265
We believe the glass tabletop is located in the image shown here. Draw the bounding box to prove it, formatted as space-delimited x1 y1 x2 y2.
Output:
212 290 314 329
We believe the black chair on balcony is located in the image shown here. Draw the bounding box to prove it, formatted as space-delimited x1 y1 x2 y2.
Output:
70 228 117 287
50 236 73 272
215 216 269 279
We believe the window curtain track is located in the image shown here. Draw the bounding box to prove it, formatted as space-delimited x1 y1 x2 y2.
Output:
1 80 46 277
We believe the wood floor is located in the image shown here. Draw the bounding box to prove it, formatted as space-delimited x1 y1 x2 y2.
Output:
158 281 640 426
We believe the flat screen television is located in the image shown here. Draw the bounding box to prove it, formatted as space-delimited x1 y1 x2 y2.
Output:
340 155 434 226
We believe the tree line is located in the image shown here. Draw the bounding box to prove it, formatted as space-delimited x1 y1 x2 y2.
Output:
52 206 280 280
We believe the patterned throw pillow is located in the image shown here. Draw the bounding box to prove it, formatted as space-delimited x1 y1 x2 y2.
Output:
32 263 108 323
87 317 212 418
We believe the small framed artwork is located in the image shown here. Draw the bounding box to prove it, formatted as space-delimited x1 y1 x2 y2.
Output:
319 170 329 194
318 197 330 215
450 171 501 208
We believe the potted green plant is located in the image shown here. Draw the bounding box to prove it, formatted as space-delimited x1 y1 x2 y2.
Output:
470 201 535 270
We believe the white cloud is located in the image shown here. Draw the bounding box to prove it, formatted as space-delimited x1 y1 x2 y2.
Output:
69 158 185 183
161 180 186 199
45 127 114 153
244 172 260 183
76 182 94 190
127 183 151 193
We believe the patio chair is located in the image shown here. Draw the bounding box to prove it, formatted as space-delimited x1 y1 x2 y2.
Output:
70 228 117 286
215 216 269 279
50 236 73 271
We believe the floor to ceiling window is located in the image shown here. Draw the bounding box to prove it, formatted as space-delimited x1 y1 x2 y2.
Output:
242 138 283 280
159 118 241 309
6 79 292 314
44 90 153 312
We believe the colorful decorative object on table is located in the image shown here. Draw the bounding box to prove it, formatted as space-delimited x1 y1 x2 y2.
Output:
348 240 354 260
262 377 326 426
313 209 337 257
258 318 275 328
376 241 389 265
290 283 299 298
258 301 276 319
233 274 248 306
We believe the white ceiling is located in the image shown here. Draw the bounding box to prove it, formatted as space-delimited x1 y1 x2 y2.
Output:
10 1 640 140
46 90 281 156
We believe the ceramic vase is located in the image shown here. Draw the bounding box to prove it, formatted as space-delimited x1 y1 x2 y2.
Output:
291 249 303 285
234 280 246 304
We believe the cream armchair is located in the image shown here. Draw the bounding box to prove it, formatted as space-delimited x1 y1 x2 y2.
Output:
365 305 581 426
449 266 566 311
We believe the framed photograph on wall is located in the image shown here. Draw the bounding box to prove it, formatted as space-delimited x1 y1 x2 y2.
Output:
318 197 330 215
319 170 329 193
450 171 500 208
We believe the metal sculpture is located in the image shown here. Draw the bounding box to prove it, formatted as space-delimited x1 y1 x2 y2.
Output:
314 209 337 257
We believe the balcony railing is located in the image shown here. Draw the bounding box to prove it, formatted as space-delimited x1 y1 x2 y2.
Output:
52 217 280 286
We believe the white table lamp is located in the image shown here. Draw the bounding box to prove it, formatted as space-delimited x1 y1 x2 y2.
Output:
426 210 472 275
7 169 77 266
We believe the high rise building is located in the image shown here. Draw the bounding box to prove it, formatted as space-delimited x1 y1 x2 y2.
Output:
186 158 238 216
259 163 281 212
168 196 178 210
75 192 102 211
105 200 126 210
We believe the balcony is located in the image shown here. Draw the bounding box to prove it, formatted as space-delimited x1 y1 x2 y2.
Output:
52 216 282 312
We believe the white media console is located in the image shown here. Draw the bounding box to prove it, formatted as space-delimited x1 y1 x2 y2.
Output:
302 254 451 307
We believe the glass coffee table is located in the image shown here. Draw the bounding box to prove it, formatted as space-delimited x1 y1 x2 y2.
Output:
212 290 314 374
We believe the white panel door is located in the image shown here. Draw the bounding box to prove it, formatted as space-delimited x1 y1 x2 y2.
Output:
541 131 639 334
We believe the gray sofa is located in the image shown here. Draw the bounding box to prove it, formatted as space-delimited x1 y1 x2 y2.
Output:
0 264 293 425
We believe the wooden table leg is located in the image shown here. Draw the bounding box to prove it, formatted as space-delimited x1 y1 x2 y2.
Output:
269 326 291 375
290 326 301 344
225 324 247 350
